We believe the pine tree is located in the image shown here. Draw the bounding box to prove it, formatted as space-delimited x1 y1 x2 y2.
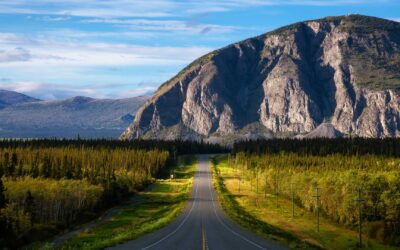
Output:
2 152 9 176
16 160 23 177
0 178 6 209
24 191 35 226
41 156 51 178
0 162 3 177
9 152 17 177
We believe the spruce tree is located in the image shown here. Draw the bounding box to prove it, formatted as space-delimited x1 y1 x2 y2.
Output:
2 152 9 176
9 152 17 177
0 178 5 209
24 191 35 226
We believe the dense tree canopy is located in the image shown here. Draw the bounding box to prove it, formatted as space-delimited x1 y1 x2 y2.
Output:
233 138 400 157
0 140 183 248
232 139 400 246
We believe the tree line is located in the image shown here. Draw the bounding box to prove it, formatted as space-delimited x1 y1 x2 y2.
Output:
0 138 229 155
233 138 400 157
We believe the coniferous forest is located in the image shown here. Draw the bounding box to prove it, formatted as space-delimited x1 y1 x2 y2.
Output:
0 139 227 248
231 139 400 246
1 138 400 248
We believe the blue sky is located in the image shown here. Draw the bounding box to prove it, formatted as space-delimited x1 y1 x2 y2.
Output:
0 0 399 100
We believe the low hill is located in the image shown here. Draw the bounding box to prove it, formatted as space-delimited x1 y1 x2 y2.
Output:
0 89 40 108
0 93 147 138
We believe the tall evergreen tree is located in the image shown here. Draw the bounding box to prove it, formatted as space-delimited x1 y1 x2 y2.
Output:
0 178 6 209
24 190 35 226
16 160 23 177
2 152 9 176
9 152 17 177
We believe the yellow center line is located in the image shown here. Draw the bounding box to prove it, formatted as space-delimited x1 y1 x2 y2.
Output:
202 223 208 250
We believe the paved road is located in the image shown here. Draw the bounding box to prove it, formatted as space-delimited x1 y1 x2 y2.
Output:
109 155 287 250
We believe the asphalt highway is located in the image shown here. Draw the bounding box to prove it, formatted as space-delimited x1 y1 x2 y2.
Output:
109 155 287 250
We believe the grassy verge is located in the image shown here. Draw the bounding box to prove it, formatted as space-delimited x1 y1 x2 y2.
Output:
211 155 396 250
39 155 197 250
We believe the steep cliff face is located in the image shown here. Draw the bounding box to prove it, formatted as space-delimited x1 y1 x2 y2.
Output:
121 15 400 141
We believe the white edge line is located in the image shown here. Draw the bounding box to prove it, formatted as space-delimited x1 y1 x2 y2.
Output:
207 158 267 250
141 164 200 250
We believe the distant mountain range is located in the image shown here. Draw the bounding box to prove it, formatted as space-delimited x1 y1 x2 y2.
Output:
0 90 41 109
0 90 147 138
122 14 400 143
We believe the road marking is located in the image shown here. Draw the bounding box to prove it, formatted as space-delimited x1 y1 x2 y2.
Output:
206 159 267 250
141 168 200 250
202 223 208 250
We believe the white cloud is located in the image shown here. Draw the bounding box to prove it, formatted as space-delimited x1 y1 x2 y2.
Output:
83 18 236 34
0 0 176 18
0 48 31 63
44 29 158 39
0 32 212 67
0 47 67 63
0 80 156 99
116 87 155 98
39 15 71 21
0 0 385 18
0 32 212 99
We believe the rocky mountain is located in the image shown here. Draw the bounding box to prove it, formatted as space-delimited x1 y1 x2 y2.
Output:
0 89 41 109
121 14 400 142
0 92 147 138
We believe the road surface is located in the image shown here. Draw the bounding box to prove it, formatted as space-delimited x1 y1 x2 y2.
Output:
109 155 287 250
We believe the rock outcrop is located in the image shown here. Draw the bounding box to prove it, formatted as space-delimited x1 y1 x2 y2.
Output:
121 15 400 141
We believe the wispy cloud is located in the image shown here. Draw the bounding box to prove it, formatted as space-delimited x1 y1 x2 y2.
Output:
0 47 66 63
2 81 107 100
0 32 212 67
0 48 31 63
0 0 385 18
0 80 156 99
0 31 211 99
0 0 175 18
83 18 236 34
39 15 71 21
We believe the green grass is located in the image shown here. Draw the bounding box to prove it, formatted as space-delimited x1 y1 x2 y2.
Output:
211 155 397 250
36 156 197 250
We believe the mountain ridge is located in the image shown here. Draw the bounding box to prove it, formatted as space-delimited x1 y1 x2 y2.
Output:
0 89 41 109
121 14 400 142
0 90 148 138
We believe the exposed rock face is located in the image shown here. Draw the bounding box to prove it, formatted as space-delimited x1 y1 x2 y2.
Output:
122 15 400 141
296 123 342 139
